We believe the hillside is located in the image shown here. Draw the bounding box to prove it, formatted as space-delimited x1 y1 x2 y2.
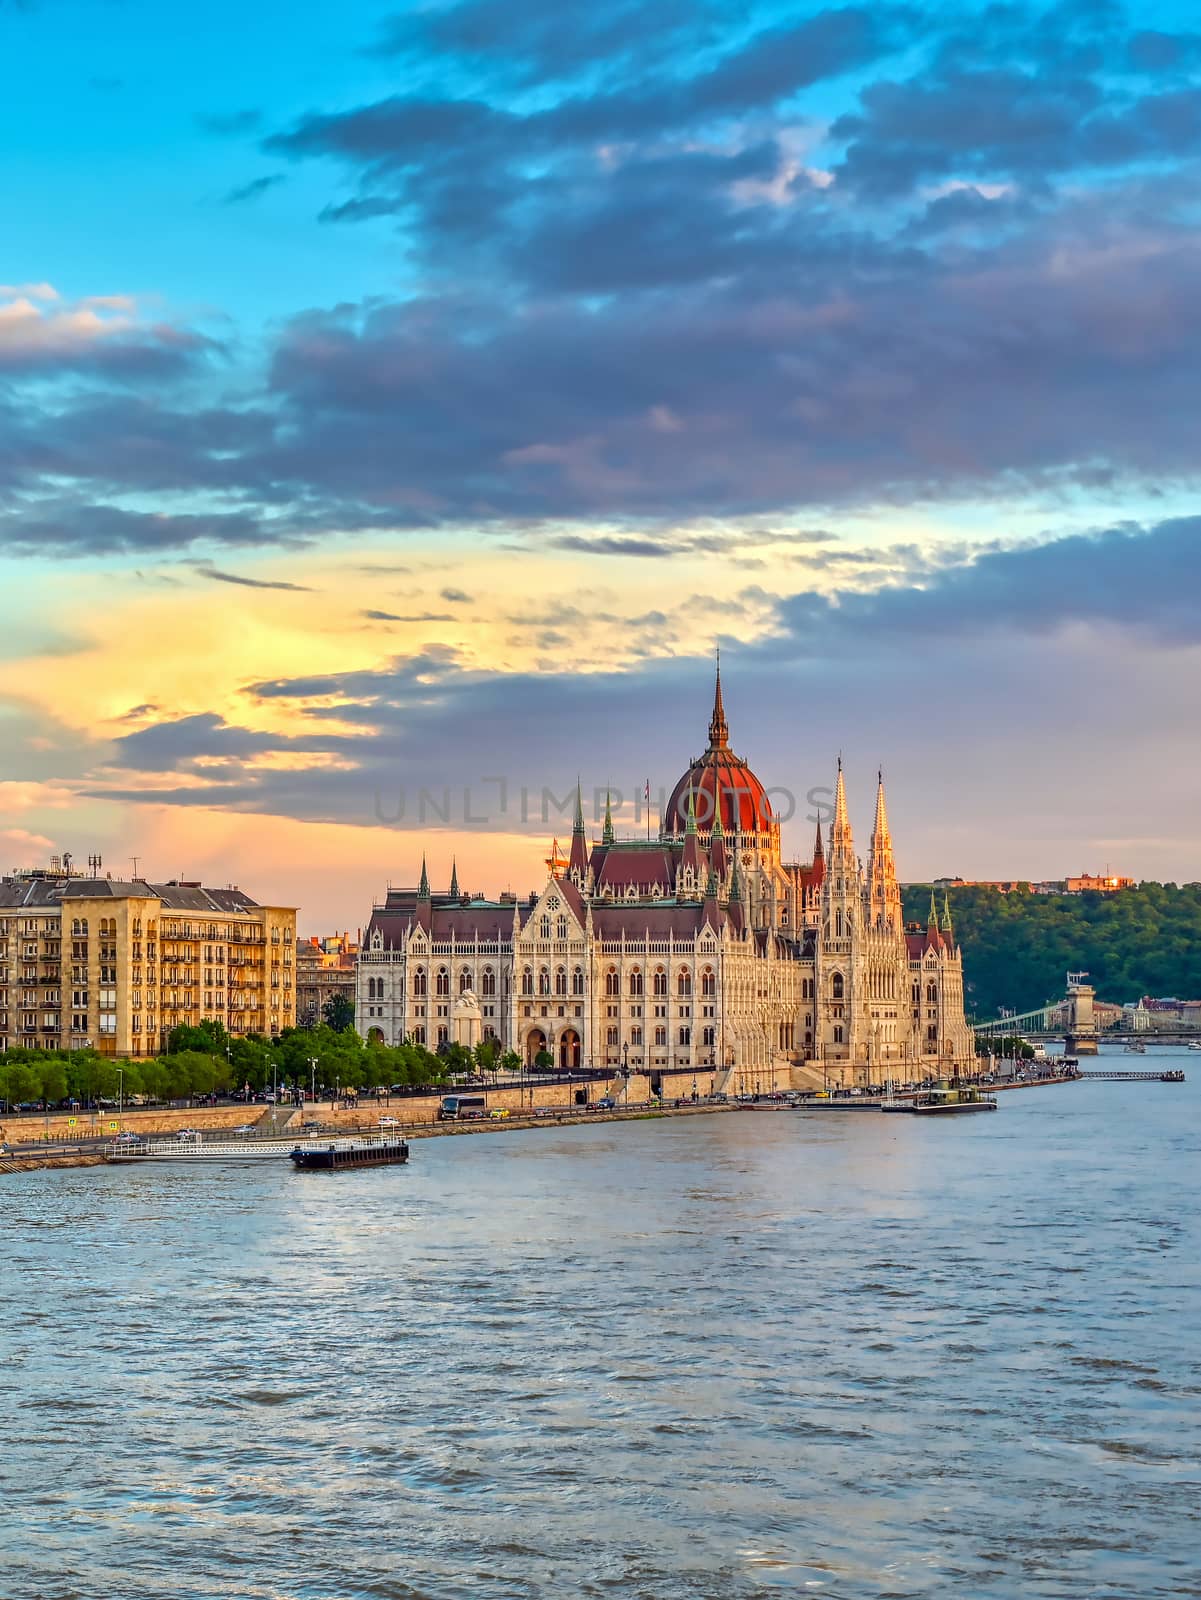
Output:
899 883 1201 1021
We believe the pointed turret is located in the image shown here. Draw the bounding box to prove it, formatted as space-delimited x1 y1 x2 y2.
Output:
680 784 704 886
449 858 460 898
813 818 824 863
830 757 853 858
568 777 588 878
709 806 728 880
942 891 954 946
821 757 861 945
926 889 944 950
417 855 430 900
708 650 729 750
602 788 615 845
867 769 902 932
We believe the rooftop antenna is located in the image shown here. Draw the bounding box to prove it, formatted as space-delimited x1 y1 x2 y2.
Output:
131 856 140 879
88 853 102 876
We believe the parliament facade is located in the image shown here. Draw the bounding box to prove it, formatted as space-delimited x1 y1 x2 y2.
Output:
357 670 974 1092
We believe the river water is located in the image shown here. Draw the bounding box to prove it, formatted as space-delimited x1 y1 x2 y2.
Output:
3 1048 1199 1600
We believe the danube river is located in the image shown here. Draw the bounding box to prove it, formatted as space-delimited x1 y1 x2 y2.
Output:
4 1055 1199 1599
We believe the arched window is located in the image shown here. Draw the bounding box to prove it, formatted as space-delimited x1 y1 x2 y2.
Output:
701 967 716 998
677 969 692 997
832 973 845 1000
605 968 620 997
571 966 585 996
436 967 450 997
606 1025 619 1047
437 1025 448 1046
679 1025 691 1047
413 966 427 997
556 915 568 941
834 1024 844 1044
926 982 938 1004
554 967 567 997
629 968 643 997
653 968 668 997
630 1026 643 1047
481 967 496 997
654 1026 666 1047
413 1025 426 1044
521 966 534 997
460 966 472 993
538 966 551 996
540 915 551 940
702 1025 715 1047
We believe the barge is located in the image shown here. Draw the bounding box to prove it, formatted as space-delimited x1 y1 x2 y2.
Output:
289 1136 409 1171
882 1086 997 1116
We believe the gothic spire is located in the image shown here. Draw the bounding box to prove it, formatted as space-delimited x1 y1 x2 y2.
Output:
928 889 939 930
568 777 588 876
685 782 697 835
729 851 742 902
867 768 901 931
813 817 824 863
602 788 615 845
418 855 430 899
449 857 459 898
708 649 729 749
942 891 954 942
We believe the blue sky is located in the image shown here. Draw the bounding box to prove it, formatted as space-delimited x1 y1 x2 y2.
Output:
3 0 1201 923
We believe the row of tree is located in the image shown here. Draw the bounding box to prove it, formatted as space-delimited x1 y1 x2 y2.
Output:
901 881 1201 1019
0 1018 549 1112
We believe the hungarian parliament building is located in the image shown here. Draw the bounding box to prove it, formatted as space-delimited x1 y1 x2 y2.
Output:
357 669 974 1091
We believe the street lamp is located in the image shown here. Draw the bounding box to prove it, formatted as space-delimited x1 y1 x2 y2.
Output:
116 1066 124 1125
308 1056 317 1103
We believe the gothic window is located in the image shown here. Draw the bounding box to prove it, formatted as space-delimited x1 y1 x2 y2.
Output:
630 1026 643 1046
481 967 496 996
629 968 643 997
538 966 551 996
653 968 668 997
413 1025 426 1044
654 1026 667 1047
833 1024 844 1044
571 966 585 996
677 969 692 997
521 966 534 996
678 1026 691 1047
540 915 551 940
436 967 450 997
605 968 620 997
832 973 845 1000
556 916 568 941
927 1023 938 1042
458 966 471 993
554 967 567 997
413 967 427 997
701 968 716 998
606 1025 619 1047
912 982 920 1004
702 1025 715 1047
437 1025 448 1046
926 983 938 1004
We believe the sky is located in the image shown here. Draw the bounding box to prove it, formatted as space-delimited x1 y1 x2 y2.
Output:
3 0 1201 929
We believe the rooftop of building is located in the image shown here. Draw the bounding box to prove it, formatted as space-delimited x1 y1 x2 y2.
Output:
0 871 274 913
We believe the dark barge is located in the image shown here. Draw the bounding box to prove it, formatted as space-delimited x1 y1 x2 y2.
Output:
290 1137 409 1171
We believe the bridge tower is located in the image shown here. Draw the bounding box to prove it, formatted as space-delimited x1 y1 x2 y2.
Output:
1064 971 1098 1056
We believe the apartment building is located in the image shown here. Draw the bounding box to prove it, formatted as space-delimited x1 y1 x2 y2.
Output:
296 932 359 1027
0 869 296 1057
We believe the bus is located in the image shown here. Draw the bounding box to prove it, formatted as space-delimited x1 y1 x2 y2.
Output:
438 1094 488 1122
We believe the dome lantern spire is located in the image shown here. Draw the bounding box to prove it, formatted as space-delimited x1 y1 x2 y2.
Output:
708 648 729 750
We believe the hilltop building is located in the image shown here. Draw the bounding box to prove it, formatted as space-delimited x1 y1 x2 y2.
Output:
357 669 975 1091
0 866 296 1057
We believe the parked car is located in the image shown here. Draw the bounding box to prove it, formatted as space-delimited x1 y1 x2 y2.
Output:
596 1096 616 1110
175 1128 202 1143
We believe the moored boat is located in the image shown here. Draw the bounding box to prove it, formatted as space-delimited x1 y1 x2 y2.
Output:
882 1084 997 1115
1160 1069 1186 1083
290 1136 409 1171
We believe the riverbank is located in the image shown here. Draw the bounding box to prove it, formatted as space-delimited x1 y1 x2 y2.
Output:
0 1099 742 1172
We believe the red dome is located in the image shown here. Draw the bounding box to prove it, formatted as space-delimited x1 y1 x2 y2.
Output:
663 667 773 836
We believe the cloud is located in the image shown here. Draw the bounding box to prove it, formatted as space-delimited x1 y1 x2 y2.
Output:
198 109 262 135
361 609 455 622
0 287 212 379
198 568 314 592
439 586 472 602
223 173 286 205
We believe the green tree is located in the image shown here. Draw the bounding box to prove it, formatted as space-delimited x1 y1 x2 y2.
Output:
323 994 355 1032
